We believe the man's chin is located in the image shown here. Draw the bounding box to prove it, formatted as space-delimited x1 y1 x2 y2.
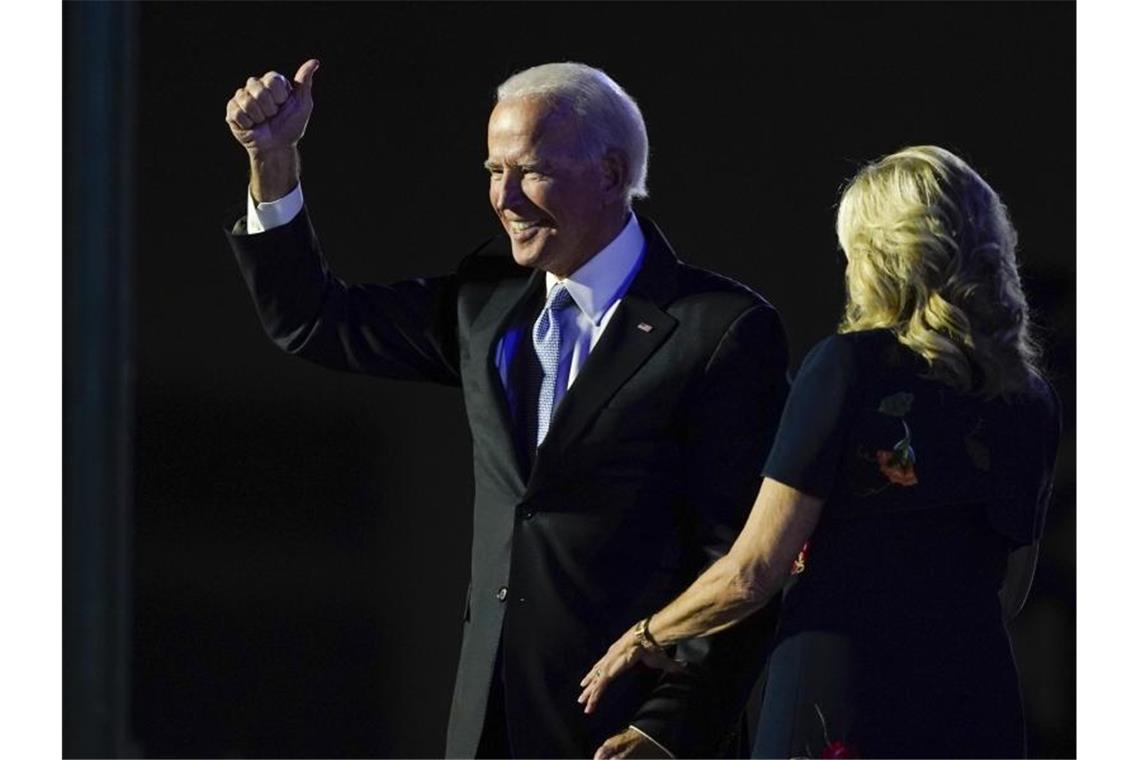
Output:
510 241 547 270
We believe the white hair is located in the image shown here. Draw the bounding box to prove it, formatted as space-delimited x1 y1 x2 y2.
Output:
496 62 649 205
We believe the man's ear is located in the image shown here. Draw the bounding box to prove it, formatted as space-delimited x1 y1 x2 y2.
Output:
599 149 630 203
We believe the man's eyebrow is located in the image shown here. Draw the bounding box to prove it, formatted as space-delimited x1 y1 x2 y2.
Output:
483 158 551 172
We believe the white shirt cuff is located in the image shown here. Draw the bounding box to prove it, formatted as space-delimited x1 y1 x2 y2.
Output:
628 724 676 758
245 182 304 234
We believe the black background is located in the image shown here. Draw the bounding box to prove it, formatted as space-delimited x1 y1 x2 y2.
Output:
129 2 1075 757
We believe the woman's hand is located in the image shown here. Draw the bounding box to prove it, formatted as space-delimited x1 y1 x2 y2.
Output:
578 625 683 714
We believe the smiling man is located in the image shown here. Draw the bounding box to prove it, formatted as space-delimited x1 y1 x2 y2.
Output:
225 60 790 759
484 94 631 278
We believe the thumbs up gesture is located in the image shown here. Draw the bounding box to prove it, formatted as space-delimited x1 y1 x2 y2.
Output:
226 59 320 156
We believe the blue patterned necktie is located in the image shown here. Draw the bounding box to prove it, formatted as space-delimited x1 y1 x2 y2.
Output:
531 282 575 447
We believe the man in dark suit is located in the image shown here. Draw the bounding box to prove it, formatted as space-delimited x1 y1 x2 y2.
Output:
224 59 789 758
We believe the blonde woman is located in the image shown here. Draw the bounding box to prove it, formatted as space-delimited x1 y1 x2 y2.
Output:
579 146 1060 759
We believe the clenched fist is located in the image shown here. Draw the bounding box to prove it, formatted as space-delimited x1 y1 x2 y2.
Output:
226 59 320 155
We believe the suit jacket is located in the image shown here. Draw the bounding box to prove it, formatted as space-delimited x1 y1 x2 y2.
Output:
227 208 790 758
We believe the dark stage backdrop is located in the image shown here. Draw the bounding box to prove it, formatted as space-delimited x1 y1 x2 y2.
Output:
127 2 1075 757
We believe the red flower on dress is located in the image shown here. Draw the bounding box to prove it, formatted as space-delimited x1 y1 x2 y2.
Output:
874 416 918 486
812 704 859 758
820 739 860 758
875 449 918 486
870 393 919 488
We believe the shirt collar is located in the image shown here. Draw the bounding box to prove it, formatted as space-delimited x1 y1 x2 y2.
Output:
544 213 646 325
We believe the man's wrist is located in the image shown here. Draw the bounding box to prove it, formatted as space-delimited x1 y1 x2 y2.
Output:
248 147 300 203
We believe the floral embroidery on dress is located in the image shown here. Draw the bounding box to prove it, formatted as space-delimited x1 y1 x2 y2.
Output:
875 418 918 486
876 391 914 418
790 540 811 575
805 703 860 759
820 740 860 759
856 391 919 493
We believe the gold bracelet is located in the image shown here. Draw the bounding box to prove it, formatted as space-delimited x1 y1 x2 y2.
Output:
634 615 665 654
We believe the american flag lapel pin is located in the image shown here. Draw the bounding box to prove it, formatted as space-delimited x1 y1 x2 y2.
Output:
637 322 654 333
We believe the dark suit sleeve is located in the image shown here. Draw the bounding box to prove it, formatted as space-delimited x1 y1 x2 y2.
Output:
226 206 462 386
631 302 790 757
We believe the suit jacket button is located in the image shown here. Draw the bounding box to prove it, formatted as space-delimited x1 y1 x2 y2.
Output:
496 586 508 602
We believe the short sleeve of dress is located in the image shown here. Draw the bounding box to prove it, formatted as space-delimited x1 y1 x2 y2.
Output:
762 334 859 499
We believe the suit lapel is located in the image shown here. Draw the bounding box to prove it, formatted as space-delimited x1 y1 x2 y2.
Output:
466 264 545 490
526 216 680 494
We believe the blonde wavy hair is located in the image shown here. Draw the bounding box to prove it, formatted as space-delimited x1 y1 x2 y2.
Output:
837 145 1040 398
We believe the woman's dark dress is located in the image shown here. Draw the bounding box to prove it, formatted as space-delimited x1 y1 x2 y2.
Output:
753 330 1060 759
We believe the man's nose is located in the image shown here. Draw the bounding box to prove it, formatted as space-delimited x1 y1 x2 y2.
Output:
494 172 525 212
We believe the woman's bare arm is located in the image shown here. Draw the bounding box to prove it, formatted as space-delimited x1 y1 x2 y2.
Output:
579 478 823 713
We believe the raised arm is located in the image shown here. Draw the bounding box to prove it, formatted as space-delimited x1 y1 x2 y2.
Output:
223 61 463 386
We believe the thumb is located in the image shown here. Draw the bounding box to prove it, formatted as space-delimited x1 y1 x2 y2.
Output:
293 58 320 91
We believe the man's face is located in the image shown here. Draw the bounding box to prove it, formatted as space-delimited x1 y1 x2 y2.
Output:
485 97 614 277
